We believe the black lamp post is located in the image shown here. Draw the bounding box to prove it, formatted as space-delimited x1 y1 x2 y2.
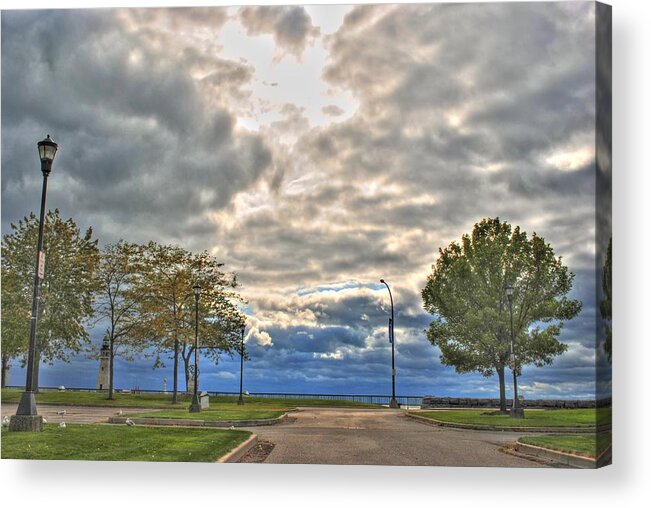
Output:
505 285 524 418
237 325 245 405
189 283 202 413
9 135 58 433
380 279 399 409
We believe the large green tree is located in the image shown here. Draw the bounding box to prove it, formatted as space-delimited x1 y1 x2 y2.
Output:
1 270 27 387
133 242 245 403
93 241 149 399
1 209 99 390
422 217 581 412
601 238 612 362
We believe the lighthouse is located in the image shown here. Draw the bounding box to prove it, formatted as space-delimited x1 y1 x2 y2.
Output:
96 337 110 391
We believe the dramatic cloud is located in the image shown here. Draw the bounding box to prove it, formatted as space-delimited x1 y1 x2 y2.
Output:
238 6 319 58
1 3 603 399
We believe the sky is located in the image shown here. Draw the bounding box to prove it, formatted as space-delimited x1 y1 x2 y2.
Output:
1 2 610 399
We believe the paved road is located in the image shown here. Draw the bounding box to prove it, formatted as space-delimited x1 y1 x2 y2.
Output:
2 404 547 467
1 404 158 424
241 407 547 467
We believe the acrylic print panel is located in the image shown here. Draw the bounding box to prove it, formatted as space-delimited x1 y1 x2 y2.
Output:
0 2 611 468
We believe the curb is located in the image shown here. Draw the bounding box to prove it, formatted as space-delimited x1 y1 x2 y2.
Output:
107 412 288 428
216 434 258 463
405 412 609 433
515 442 598 469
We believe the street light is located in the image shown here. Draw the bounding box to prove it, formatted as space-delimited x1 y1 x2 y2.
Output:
9 135 58 432
189 283 202 413
505 285 524 419
380 279 399 409
238 325 245 405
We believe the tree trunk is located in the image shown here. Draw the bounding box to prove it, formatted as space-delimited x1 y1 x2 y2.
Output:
172 338 179 404
108 336 115 400
497 364 507 413
1 353 9 388
183 354 192 395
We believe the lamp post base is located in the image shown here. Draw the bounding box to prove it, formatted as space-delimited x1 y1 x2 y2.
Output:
9 415 43 432
510 407 525 419
189 394 201 413
389 398 400 409
237 397 244 405
15 391 38 416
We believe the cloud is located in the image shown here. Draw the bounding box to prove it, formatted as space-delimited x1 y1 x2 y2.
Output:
238 6 319 59
1 8 273 250
314 350 344 361
322 105 345 117
1 4 603 398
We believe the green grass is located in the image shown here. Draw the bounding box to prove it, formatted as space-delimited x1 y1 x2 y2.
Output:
412 408 611 428
0 423 250 462
128 408 286 421
519 432 612 458
1 388 381 409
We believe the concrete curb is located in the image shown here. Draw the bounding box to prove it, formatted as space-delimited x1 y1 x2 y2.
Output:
405 412 609 433
515 442 598 469
216 434 258 463
107 412 288 427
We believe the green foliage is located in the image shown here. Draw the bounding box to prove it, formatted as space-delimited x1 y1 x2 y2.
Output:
1 388 382 409
1 266 28 386
601 238 612 362
519 432 611 458
132 242 246 395
1 210 99 384
93 241 149 397
421 217 581 403
414 408 610 428
0 424 250 462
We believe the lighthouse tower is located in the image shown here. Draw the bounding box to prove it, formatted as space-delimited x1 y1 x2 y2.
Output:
96 337 110 391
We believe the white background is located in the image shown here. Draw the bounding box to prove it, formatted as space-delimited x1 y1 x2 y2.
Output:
0 0 648 506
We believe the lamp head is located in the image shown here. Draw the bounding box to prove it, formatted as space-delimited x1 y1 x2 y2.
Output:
380 279 385 284
505 285 514 297
37 134 58 172
193 283 201 297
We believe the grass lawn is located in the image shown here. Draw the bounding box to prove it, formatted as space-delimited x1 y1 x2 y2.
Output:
519 432 612 458
412 407 611 428
1 423 250 462
1 388 381 409
127 408 286 421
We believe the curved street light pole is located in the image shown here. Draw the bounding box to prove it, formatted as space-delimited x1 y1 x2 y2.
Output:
238 326 245 405
506 285 524 418
10 135 58 432
380 279 399 409
189 283 201 412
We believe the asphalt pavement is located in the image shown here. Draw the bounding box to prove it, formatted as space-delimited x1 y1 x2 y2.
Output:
241 407 547 467
2 403 548 467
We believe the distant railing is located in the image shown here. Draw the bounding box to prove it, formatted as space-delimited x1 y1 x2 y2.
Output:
4 385 423 406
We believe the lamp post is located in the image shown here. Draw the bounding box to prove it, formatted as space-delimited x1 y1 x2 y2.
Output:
189 283 202 413
238 325 245 405
505 285 524 418
9 135 58 433
380 279 399 409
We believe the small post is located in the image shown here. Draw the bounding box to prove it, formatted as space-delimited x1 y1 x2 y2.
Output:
506 284 524 419
189 283 201 413
238 325 245 405
380 279 399 409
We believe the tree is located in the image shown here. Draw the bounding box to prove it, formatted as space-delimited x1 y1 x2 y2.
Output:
1 270 28 387
93 241 147 399
133 242 245 403
601 238 612 362
1 209 99 390
421 217 581 412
